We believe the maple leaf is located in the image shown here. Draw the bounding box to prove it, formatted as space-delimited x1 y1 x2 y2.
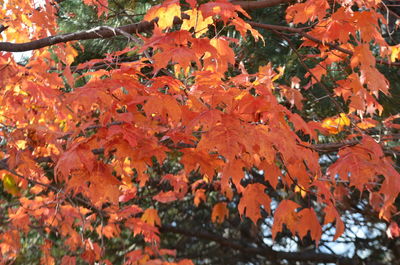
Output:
351 43 376 69
125 218 160 243
193 189 206 206
181 9 214 38
286 0 329 24
356 118 378 130
107 124 141 147
321 113 350 134
142 208 161 226
55 142 92 181
81 240 102 264
83 0 109 18
353 11 386 44
197 115 248 161
60 256 76 265
118 205 144 219
3 0 400 262
161 174 188 199
221 160 245 194
125 249 145 263
324 204 345 240
211 202 229 223
144 0 181 30
119 184 137 203
328 136 400 220
209 37 235 74
8 208 30 233
96 223 120 239
199 0 250 24
297 208 322 244
280 83 304 111
391 44 400 62
180 148 223 180
308 7 357 43
271 200 300 239
144 94 182 123
0 230 21 260
87 162 120 206
153 191 178 203
238 184 271 224
272 202 323 243
143 29 204 72
1 173 20 196
229 16 264 42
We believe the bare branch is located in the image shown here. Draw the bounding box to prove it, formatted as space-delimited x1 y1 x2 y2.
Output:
0 20 157 52
160 225 363 265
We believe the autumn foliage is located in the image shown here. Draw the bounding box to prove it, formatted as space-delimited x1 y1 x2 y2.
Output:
0 0 400 264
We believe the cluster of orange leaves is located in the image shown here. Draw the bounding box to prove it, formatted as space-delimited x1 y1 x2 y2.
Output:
0 0 400 264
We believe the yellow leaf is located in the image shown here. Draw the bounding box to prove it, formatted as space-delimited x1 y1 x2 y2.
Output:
391 45 400 62
144 0 181 30
271 66 285 82
339 113 350 126
322 113 350 134
181 9 213 37
65 44 78 65
294 185 307 198
2 174 20 196
15 140 27 149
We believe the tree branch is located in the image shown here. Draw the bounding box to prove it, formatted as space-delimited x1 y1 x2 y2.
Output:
0 21 157 52
2 18 397 67
0 1 294 51
160 225 361 265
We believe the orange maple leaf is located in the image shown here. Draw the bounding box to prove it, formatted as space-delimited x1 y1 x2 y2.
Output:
238 184 271 224
142 208 161 226
211 202 229 223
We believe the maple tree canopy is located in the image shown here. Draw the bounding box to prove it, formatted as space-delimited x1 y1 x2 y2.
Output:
0 0 400 264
